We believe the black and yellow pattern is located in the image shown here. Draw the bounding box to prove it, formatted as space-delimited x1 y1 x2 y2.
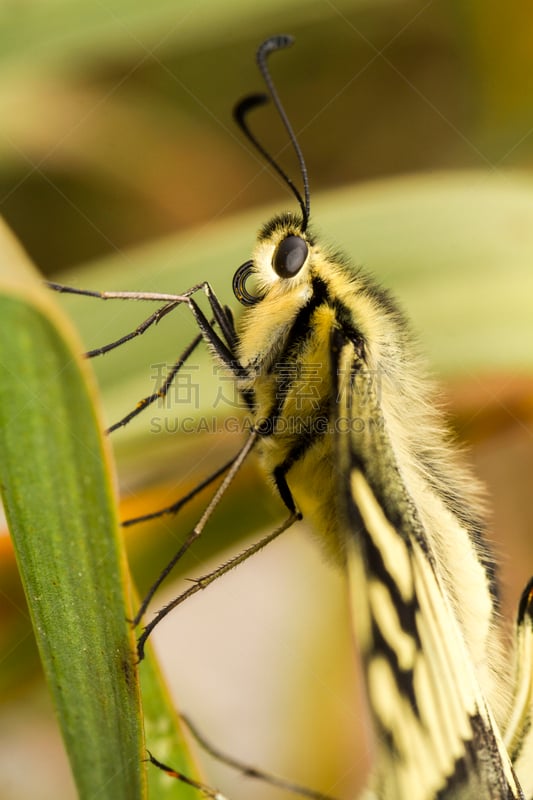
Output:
49 34 533 800
229 36 533 799
235 207 530 798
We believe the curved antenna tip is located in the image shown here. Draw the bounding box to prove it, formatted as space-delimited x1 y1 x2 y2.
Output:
257 34 294 58
233 93 268 125
235 34 311 230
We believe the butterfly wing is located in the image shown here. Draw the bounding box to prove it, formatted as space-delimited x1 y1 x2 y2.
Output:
504 579 533 798
331 327 524 800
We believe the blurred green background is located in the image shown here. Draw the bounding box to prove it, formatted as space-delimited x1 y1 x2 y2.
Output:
1 1 533 799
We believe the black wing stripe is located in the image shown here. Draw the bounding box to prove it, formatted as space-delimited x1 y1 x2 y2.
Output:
349 468 524 798
351 471 475 786
504 579 533 797
331 328 524 799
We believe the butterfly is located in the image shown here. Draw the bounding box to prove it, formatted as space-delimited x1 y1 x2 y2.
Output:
50 34 533 800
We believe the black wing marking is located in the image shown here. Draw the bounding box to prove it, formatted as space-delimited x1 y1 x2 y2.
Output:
330 327 524 800
504 578 533 798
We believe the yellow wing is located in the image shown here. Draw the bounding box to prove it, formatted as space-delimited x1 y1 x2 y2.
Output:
332 327 524 800
504 579 533 798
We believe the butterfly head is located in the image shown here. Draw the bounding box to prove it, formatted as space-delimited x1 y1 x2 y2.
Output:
233 213 317 307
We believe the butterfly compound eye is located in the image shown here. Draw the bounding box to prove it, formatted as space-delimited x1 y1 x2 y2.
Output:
273 235 308 278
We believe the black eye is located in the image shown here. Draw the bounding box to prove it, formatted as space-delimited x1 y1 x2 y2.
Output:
273 235 308 278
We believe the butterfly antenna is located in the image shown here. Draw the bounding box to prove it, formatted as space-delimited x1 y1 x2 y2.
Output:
234 34 310 231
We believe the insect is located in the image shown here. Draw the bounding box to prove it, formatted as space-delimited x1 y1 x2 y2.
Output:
50 34 533 800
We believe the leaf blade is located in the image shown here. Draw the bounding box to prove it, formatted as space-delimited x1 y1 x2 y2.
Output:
0 222 144 800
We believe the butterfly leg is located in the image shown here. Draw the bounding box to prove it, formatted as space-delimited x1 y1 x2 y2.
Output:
136 508 300 659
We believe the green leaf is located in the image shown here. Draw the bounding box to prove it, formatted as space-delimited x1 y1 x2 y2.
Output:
0 220 210 798
0 220 144 799
140 644 205 800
